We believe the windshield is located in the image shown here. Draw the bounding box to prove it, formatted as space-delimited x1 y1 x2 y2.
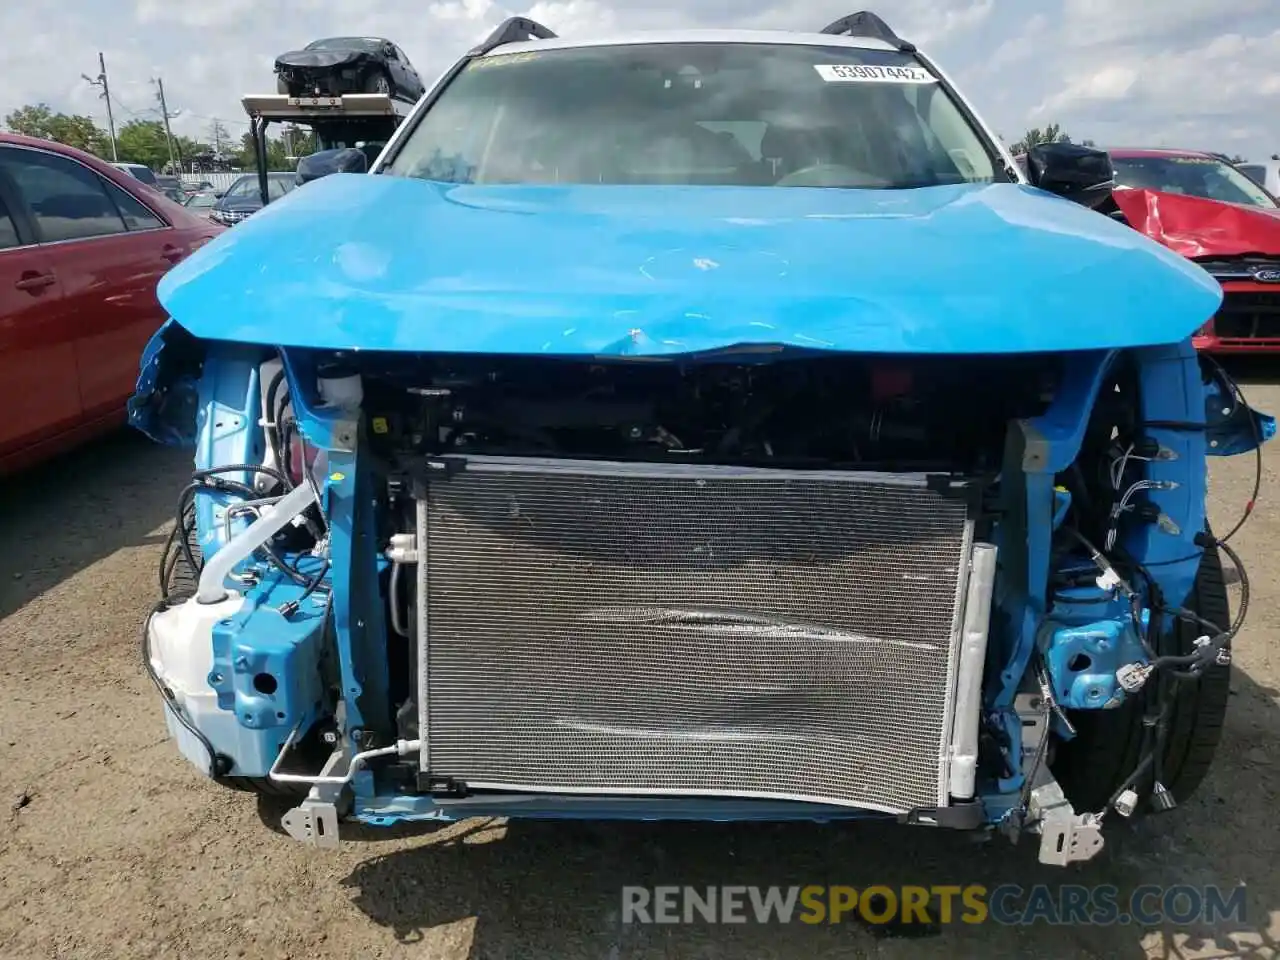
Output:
383 43 998 189
1112 155 1278 209
223 176 296 201
118 163 158 186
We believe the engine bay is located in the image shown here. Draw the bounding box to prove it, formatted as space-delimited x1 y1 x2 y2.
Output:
351 351 1062 473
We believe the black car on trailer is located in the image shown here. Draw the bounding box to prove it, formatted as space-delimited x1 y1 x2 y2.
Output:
275 37 425 104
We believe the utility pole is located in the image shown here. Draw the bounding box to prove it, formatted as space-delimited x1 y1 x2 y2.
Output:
153 77 179 173
208 118 225 158
82 52 118 161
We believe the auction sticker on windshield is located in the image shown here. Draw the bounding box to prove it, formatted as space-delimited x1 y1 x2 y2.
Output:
814 64 936 83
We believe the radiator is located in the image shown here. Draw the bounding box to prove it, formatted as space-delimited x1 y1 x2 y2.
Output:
415 456 978 814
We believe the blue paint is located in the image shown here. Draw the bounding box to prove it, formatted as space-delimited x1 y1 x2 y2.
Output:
1040 611 1149 711
208 565 329 777
1204 376 1276 457
193 346 267 562
992 351 1116 713
156 174 1222 357
1052 488 1071 530
128 319 203 447
323 446 390 772
173 564 329 778
994 708 1026 795
351 794 898 827
1128 344 1207 609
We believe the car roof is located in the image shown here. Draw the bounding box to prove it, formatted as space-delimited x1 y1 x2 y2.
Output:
0 133 208 225
1106 147 1219 160
481 29 899 58
309 36 387 45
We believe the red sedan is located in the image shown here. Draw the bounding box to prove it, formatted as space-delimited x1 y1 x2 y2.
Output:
0 134 222 473
1108 147 1280 354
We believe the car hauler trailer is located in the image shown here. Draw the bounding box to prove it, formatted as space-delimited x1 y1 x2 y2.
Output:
241 92 413 206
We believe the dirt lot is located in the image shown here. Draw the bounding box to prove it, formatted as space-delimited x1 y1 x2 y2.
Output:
1 375 1277 960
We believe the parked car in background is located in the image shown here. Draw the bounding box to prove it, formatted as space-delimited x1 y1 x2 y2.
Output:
183 189 220 218
1105 148 1280 353
1238 159 1280 197
1109 148 1279 210
0 133 222 473
111 161 161 191
209 172 297 225
274 36 425 104
155 174 187 204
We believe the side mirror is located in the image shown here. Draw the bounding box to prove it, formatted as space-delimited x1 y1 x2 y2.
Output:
214 191 224 199
1026 142 1116 209
295 147 369 185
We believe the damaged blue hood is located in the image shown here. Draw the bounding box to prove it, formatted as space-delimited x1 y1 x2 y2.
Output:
157 173 1222 356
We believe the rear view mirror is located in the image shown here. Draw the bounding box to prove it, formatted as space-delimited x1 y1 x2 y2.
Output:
1026 142 1116 209
295 148 369 185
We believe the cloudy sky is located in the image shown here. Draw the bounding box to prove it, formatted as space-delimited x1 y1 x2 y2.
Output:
2 0 1277 161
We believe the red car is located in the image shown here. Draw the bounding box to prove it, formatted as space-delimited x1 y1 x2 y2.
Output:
0 134 222 473
1107 147 1280 354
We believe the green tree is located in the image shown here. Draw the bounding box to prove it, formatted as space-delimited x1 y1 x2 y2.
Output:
237 131 298 172
4 102 108 156
281 125 317 159
1011 124 1071 155
115 119 172 170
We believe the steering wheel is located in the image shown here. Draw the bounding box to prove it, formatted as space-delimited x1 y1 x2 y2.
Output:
774 163 891 188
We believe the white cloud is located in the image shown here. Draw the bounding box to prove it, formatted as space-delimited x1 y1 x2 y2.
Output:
0 0 1276 161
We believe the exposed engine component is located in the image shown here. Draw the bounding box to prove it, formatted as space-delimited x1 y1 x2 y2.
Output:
356 353 1061 472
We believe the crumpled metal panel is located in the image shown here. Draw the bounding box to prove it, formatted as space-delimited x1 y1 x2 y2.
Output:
1112 187 1280 259
418 457 974 814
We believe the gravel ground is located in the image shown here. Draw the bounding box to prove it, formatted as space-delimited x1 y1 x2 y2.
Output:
1 376 1278 960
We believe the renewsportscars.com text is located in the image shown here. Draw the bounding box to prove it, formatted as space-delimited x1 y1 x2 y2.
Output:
621 884 1247 927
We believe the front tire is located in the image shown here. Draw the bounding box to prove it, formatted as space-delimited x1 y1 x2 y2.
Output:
1053 545 1232 813
364 70 392 95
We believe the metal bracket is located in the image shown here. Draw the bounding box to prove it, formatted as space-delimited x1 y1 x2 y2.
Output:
279 742 349 849
1028 778 1105 865
282 800 341 849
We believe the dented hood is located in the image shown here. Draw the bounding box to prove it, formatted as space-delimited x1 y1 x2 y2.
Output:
275 49 365 69
1112 187 1280 259
157 173 1222 356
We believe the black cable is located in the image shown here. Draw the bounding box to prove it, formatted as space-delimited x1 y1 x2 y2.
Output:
175 473 308 588
140 600 231 779
280 558 330 618
192 463 292 488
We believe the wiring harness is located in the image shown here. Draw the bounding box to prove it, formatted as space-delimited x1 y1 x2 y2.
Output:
1049 357 1260 819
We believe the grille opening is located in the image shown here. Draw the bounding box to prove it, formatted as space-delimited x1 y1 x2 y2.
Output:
354 351 1060 475
1211 290 1280 340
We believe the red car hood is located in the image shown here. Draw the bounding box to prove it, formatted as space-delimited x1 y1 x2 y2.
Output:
1112 188 1280 259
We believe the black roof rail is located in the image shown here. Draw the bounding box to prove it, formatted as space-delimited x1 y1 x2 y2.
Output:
819 11 915 53
469 16 558 57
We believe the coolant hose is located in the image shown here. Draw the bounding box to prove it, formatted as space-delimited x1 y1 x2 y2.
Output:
196 482 319 604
